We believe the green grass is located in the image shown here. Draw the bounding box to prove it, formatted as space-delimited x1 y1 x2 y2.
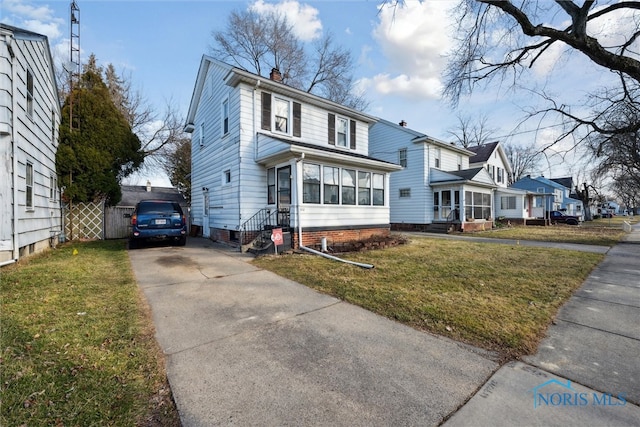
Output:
253 237 604 358
1 240 179 427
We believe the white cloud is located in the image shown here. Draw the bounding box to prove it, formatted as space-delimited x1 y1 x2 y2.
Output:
368 0 457 100
1 0 64 40
250 0 322 42
360 73 442 100
588 4 640 54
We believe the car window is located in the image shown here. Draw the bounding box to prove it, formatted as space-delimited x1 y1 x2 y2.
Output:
138 202 182 215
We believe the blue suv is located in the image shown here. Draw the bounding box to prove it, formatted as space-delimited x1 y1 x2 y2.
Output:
129 200 187 248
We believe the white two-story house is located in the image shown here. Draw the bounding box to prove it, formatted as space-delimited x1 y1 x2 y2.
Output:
185 57 401 249
467 141 531 222
1 24 61 266
369 119 497 232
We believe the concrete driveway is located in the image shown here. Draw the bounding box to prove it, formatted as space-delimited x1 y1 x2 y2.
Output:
129 238 499 426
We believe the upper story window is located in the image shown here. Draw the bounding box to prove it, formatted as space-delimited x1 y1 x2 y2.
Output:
434 148 441 168
336 117 348 147
399 148 407 167
261 92 301 137
51 109 56 145
222 98 229 135
274 97 289 133
328 113 356 150
26 69 34 117
199 123 204 147
457 154 462 170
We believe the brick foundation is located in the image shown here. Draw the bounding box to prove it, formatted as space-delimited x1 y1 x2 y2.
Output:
461 221 494 232
292 227 390 249
209 228 241 246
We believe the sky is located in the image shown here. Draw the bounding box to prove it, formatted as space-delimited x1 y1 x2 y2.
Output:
1 0 632 187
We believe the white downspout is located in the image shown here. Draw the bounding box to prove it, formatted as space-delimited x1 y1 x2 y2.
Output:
253 79 260 162
294 156 374 269
10 34 19 263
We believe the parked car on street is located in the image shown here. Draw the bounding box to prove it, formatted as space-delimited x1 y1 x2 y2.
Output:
549 210 581 225
128 200 187 248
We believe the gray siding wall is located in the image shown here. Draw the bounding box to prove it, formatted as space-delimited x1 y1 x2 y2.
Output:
369 122 429 224
1 27 61 261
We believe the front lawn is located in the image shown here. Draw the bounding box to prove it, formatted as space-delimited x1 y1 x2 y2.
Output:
472 217 637 246
253 237 604 358
0 241 180 426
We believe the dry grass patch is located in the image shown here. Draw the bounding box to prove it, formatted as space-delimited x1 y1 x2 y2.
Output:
253 236 603 358
0 240 180 427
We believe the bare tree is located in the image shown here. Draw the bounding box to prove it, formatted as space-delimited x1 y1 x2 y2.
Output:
503 142 542 184
444 1 640 147
211 8 366 109
447 112 496 148
611 174 639 214
588 99 640 193
161 137 192 204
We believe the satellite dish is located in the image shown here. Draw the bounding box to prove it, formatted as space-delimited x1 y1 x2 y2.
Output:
62 60 76 73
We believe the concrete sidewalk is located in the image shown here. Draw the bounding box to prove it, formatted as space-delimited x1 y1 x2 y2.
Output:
130 223 640 426
444 222 640 426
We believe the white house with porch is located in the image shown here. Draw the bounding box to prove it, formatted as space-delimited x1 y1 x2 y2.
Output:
368 119 498 232
185 57 401 249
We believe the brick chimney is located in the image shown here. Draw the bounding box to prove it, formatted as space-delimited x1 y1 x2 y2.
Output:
399 120 407 127
269 68 282 82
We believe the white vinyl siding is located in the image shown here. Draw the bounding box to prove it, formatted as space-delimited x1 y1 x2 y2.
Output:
1 28 62 260
369 122 430 224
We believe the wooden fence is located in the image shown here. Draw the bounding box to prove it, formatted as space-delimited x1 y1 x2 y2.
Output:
63 203 134 241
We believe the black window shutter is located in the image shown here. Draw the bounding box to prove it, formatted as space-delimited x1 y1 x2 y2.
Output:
261 92 271 131
350 120 356 149
293 102 301 137
328 113 335 145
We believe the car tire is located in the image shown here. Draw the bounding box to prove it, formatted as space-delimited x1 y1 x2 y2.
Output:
176 236 187 246
129 239 138 249
567 219 578 225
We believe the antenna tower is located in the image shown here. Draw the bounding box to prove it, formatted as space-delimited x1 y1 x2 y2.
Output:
67 0 80 241
70 1 80 80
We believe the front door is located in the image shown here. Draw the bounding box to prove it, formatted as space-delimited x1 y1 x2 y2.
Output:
277 166 291 228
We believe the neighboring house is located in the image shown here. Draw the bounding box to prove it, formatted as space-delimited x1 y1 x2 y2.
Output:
467 141 512 188
511 175 584 219
184 57 401 249
1 24 61 266
119 182 187 211
368 119 497 232
466 141 535 224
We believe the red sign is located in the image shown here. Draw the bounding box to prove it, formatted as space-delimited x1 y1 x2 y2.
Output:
271 228 284 246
